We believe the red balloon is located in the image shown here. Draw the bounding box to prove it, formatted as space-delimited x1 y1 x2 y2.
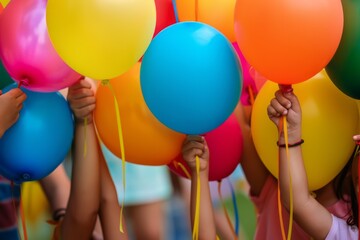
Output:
168 114 243 181
154 0 177 37
0 0 80 92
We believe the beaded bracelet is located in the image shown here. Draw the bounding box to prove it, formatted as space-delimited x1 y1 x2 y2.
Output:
52 208 66 222
277 139 304 148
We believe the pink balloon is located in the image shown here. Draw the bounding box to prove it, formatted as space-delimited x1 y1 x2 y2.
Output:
168 114 243 181
0 0 81 92
232 42 259 105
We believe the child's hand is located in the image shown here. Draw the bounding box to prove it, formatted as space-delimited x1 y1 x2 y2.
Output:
67 79 96 123
353 135 360 145
182 135 210 174
267 90 302 143
0 88 27 137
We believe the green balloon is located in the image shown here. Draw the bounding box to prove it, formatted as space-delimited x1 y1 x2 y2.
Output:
326 0 360 99
0 61 14 90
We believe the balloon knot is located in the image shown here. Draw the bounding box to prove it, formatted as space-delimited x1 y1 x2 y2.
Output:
101 80 110 86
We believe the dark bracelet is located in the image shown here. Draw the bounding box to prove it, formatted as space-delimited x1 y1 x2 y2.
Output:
53 208 66 222
277 139 304 148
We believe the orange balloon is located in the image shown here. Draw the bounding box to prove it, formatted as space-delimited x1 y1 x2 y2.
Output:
175 0 236 42
234 0 343 84
94 62 186 165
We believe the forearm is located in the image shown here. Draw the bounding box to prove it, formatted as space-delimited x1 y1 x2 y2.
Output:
190 171 216 240
99 153 127 240
40 165 71 213
62 122 100 238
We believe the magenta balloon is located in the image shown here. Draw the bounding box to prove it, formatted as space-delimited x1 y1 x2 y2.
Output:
232 42 258 105
0 0 80 92
168 114 243 181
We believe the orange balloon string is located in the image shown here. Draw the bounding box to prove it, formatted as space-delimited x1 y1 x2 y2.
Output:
19 184 28 240
217 181 238 240
248 85 255 106
195 0 198 21
277 118 286 240
283 117 294 240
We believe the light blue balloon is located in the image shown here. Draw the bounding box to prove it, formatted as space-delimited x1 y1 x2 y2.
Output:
140 21 242 135
0 84 74 182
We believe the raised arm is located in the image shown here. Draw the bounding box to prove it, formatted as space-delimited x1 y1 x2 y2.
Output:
182 135 216 240
40 164 70 221
234 103 270 196
267 89 332 239
61 79 100 239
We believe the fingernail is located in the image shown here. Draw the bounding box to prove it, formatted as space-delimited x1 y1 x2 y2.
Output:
283 110 288 115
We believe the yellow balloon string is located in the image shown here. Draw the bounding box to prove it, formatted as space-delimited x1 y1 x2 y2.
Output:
174 161 192 179
101 80 126 233
83 118 88 157
217 181 238 240
19 184 28 240
192 155 200 240
277 118 286 240
283 117 294 240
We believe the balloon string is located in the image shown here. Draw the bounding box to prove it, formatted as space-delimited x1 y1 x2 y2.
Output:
217 181 237 240
228 179 239 235
277 118 287 240
192 156 200 240
195 0 198 21
101 80 126 233
172 0 179 22
283 117 294 240
19 184 28 240
174 161 191 179
248 85 255 106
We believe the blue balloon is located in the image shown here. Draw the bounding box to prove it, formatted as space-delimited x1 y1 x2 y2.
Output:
140 22 242 134
0 84 74 182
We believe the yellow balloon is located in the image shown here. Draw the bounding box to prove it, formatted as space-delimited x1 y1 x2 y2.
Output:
0 0 10 7
46 0 156 80
251 71 359 191
175 0 236 42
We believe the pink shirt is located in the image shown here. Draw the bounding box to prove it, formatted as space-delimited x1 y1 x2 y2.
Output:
251 176 351 240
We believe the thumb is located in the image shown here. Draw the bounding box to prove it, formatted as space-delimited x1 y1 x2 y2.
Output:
285 91 301 113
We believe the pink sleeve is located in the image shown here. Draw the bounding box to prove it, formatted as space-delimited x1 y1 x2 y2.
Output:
325 215 358 240
250 175 277 213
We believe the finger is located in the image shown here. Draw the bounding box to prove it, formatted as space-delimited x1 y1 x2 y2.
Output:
7 88 24 98
353 135 360 142
68 88 94 100
275 90 291 109
68 79 92 92
270 98 288 115
267 105 281 118
183 148 204 160
182 140 205 154
73 104 96 119
70 96 96 109
16 93 27 104
182 135 204 148
283 91 301 113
